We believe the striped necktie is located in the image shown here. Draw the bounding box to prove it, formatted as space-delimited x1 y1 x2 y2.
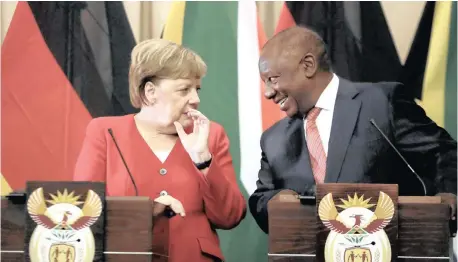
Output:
305 107 326 184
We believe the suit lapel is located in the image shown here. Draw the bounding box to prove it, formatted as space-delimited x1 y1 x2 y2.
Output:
285 118 315 186
325 78 361 183
285 118 305 160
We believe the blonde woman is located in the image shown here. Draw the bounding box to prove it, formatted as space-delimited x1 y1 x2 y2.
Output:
74 39 246 262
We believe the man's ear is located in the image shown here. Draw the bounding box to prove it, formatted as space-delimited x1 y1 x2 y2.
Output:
300 53 318 78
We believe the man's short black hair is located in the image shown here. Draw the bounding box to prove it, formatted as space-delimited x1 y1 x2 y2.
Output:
262 25 332 72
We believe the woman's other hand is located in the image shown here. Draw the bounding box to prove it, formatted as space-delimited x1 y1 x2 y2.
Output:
153 195 186 217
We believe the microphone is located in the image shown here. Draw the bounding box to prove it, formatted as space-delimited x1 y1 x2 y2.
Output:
6 191 27 205
297 185 316 205
369 119 427 196
108 128 139 196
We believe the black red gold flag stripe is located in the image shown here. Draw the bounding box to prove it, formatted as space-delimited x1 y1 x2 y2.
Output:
1 2 137 191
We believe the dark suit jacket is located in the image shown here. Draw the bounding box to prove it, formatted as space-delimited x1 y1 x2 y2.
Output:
248 78 457 233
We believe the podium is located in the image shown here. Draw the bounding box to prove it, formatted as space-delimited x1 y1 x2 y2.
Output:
1 181 169 262
267 184 454 262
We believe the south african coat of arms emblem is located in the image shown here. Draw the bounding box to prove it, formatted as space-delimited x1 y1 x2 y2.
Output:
27 187 102 262
318 191 394 262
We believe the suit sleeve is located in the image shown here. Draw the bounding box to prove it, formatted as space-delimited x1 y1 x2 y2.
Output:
248 134 283 234
390 85 457 195
73 119 107 182
200 125 247 229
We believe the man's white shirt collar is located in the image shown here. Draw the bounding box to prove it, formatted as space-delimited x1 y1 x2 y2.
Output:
315 73 339 112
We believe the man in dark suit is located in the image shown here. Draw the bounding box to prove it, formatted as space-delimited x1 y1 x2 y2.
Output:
248 26 457 234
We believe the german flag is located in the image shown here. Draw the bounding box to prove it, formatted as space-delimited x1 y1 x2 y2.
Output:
1 2 137 193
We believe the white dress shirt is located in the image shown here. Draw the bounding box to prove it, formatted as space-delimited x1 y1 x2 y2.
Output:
304 74 340 156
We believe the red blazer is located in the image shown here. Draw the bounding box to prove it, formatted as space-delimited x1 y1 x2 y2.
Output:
73 114 246 262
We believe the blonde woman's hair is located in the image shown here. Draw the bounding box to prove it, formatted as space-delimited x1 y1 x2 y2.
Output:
129 39 207 108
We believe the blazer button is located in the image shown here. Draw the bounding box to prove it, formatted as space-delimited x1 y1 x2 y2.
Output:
159 168 167 176
160 190 168 196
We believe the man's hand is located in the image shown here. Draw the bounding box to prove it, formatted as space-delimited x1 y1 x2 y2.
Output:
153 195 186 217
437 193 457 220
